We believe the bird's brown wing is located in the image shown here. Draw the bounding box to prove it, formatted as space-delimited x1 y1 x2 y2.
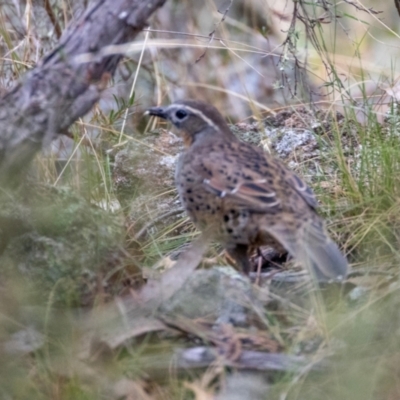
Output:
191 144 348 281
283 170 318 209
202 175 281 211
284 168 318 210
195 145 317 212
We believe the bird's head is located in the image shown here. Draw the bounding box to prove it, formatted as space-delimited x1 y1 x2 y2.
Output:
146 99 233 146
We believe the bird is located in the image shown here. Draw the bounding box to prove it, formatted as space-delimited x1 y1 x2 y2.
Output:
146 99 348 282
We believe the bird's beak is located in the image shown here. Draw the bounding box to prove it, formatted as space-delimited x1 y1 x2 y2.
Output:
145 106 168 120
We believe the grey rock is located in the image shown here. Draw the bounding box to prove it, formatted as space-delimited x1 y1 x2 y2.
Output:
4 327 44 355
161 267 262 327
216 372 269 400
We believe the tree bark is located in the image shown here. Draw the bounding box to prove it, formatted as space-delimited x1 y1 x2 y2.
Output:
0 0 166 184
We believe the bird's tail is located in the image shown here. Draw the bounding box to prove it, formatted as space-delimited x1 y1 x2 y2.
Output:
267 219 348 282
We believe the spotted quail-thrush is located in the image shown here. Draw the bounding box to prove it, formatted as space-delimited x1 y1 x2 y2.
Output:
147 100 348 281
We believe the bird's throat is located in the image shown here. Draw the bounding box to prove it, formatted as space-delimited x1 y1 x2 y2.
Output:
182 132 194 147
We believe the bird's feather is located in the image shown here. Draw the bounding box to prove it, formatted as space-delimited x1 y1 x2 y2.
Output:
285 171 318 210
150 99 348 281
266 221 348 281
196 145 316 213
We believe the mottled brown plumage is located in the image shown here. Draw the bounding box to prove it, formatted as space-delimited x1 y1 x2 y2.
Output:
147 100 348 281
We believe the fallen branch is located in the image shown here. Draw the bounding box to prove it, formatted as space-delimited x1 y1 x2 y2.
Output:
0 0 167 184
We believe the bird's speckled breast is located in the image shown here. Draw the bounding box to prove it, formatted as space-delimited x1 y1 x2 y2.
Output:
175 148 278 247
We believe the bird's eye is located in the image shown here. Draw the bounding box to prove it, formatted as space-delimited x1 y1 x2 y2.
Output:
175 109 187 120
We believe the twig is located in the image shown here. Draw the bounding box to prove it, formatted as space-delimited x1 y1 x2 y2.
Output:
176 346 326 372
43 0 62 38
196 0 233 63
343 0 383 15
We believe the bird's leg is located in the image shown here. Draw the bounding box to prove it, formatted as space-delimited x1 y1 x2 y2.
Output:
226 244 252 275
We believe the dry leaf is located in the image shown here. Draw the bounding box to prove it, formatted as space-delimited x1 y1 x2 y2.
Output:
184 381 215 400
139 233 210 306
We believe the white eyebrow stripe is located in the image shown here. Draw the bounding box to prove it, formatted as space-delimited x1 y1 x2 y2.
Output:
168 104 220 131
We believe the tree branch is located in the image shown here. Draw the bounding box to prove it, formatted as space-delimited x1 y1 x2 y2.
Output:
0 0 167 184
